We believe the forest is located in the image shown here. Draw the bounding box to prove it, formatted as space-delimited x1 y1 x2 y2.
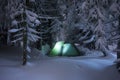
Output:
0 0 120 80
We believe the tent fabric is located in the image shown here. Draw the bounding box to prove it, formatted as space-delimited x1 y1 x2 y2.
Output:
62 43 80 56
49 41 80 56
49 41 64 56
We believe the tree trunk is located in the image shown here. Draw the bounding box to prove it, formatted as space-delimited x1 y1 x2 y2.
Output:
22 0 29 65
22 29 27 65
22 14 27 65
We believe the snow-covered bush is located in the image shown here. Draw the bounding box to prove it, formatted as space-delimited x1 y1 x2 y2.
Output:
41 44 50 55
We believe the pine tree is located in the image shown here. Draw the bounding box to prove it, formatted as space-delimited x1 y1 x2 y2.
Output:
9 0 40 65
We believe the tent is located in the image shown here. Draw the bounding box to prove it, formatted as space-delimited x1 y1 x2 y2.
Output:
49 41 80 56
49 41 64 56
62 43 80 56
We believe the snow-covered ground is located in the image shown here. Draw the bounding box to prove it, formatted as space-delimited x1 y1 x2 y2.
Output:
0 48 120 80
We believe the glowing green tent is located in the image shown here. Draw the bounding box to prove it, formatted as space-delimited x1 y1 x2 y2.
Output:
49 41 65 56
49 41 80 56
62 43 80 56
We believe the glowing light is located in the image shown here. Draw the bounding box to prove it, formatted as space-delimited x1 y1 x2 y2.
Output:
49 42 80 56
49 41 64 56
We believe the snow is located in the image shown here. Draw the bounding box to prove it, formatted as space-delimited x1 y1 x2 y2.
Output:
96 7 106 21
83 35 95 44
12 20 18 26
28 27 39 34
35 19 41 26
11 37 23 43
9 28 19 33
0 49 120 80
27 46 31 53
26 10 38 18
110 2 119 13
28 33 41 42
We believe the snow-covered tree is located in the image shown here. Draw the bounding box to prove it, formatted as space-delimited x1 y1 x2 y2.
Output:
8 0 41 65
0 0 120 67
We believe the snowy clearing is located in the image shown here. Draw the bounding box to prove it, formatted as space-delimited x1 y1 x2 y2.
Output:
0 50 120 80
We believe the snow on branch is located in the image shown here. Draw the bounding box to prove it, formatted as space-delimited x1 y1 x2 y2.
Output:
83 35 95 44
79 31 90 41
9 28 23 33
28 27 39 34
26 10 38 18
38 16 59 19
11 37 23 43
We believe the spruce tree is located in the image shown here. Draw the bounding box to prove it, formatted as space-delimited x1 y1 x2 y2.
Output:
9 0 40 65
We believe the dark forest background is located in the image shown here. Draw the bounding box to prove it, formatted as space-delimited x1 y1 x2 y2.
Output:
0 0 120 65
